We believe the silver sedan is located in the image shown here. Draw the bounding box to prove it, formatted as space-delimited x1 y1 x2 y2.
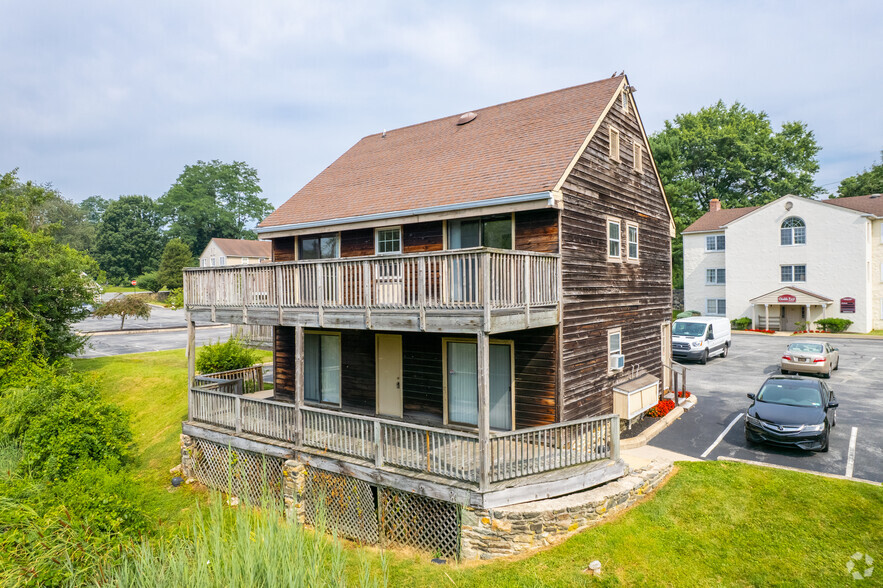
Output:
780 341 840 378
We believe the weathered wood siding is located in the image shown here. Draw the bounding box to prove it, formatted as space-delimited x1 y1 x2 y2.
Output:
559 95 672 420
273 326 296 401
341 228 375 257
515 210 559 253
403 221 444 253
273 327 557 428
272 237 296 262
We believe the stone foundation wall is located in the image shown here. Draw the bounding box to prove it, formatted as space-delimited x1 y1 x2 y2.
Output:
282 459 307 523
461 460 672 560
180 434 196 478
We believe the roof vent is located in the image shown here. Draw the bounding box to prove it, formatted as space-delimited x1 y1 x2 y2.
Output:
457 112 477 125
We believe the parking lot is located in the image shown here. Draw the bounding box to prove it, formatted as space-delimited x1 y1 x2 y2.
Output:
650 332 883 483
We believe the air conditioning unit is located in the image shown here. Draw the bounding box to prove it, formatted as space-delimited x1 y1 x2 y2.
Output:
610 353 625 371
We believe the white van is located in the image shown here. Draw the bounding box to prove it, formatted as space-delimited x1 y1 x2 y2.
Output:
672 316 731 364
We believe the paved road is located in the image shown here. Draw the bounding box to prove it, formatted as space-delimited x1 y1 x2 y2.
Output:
76 303 191 332
75 325 232 358
650 333 883 483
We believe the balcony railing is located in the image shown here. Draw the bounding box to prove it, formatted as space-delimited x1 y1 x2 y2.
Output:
183 249 559 327
188 387 619 487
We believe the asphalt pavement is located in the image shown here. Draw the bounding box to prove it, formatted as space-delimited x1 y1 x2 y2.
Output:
650 332 883 483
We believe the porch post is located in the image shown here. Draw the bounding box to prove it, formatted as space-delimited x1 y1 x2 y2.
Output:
805 304 811 330
477 331 491 492
294 325 305 446
764 304 770 330
186 315 196 421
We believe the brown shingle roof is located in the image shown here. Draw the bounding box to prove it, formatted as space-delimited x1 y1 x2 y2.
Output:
210 238 271 258
259 76 626 229
681 206 759 233
822 194 883 217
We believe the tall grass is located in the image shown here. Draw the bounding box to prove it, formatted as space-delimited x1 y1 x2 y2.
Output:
110 492 387 588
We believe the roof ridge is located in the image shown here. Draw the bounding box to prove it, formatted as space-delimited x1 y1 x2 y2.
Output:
359 76 626 140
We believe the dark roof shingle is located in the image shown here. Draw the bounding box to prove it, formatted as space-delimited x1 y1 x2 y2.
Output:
259 77 625 229
681 207 758 233
822 194 883 217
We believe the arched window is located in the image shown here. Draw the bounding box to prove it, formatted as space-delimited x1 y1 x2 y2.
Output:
780 217 806 246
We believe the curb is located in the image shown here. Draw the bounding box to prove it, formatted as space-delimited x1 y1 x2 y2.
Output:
77 325 229 337
733 331 883 341
620 395 697 450
716 456 881 486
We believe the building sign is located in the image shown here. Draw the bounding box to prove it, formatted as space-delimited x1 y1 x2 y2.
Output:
778 294 797 303
840 297 856 313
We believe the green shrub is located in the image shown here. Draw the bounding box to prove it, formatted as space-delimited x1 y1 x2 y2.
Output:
167 287 184 309
135 272 161 293
815 318 853 333
196 338 261 374
0 370 134 480
731 317 752 330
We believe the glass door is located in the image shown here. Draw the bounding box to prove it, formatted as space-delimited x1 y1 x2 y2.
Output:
446 340 512 430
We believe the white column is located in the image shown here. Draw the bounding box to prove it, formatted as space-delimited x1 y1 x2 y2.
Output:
805 304 811 330
765 304 770 330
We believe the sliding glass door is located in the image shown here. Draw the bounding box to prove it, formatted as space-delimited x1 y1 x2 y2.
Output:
304 332 341 405
446 340 512 430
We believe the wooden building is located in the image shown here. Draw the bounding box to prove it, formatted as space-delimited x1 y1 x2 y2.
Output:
182 75 675 557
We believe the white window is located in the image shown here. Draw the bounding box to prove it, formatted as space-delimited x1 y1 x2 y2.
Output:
607 218 621 260
304 332 341 405
211 257 216 267
705 235 726 251
781 265 807 282
608 328 622 373
780 217 806 246
706 298 726 316
220 257 226 266
609 127 620 162
621 90 629 113
627 223 639 261
706 268 726 284
375 227 402 255
633 141 643 173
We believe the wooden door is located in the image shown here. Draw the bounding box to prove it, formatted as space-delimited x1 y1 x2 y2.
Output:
375 334 403 418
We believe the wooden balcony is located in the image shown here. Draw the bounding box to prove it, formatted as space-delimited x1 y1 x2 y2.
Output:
183 249 560 334
185 386 623 508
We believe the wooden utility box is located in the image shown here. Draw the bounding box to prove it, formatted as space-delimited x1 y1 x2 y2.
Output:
613 374 660 421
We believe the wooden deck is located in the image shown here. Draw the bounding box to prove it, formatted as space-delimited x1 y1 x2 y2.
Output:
183 248 560 334
185 386 622 507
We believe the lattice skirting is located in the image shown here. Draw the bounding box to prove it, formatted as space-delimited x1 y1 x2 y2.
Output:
189 438 284 503
302 466 460 559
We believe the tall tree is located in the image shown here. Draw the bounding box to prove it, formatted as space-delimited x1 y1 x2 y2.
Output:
94 195 165 283
79 195 110 224
836 151 883 198
159 160 272 254
0 170 100 362
649 101 821 287
157 238 193 290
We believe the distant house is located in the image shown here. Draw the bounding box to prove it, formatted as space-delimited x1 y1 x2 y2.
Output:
682 194 883 332
181 75 676 559
199 238 271 267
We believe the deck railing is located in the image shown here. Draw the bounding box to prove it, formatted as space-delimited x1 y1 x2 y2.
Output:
194 364 264 395
188 388 619 486
184 249 559 313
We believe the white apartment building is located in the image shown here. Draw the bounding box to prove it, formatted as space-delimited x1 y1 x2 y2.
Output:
682 194 883 333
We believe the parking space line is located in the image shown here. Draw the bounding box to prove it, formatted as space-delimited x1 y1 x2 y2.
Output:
701 413 744 458
846 426 858 478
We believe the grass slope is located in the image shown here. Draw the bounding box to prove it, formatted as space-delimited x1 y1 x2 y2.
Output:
73 351 882 586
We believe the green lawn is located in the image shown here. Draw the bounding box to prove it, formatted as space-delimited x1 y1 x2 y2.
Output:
72 351 883 586
101 285 153 294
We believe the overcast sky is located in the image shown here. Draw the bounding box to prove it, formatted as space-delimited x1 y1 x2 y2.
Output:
2 1 880 208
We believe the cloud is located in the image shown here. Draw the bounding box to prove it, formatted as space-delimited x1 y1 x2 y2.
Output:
0 0 880 203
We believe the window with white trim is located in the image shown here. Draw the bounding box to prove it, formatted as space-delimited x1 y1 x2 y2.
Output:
621 91 629 113
608 328 622 373
219 257 226 266
780 217 806 246
627 223 639 260
609 127 620 161
211 257 216 266
304 332 341 405
633 141 643 173
607 218 621 260
375 227 402 255
706 298 726 316
781 264 806 282
706 268 726 284
705 235 726 251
